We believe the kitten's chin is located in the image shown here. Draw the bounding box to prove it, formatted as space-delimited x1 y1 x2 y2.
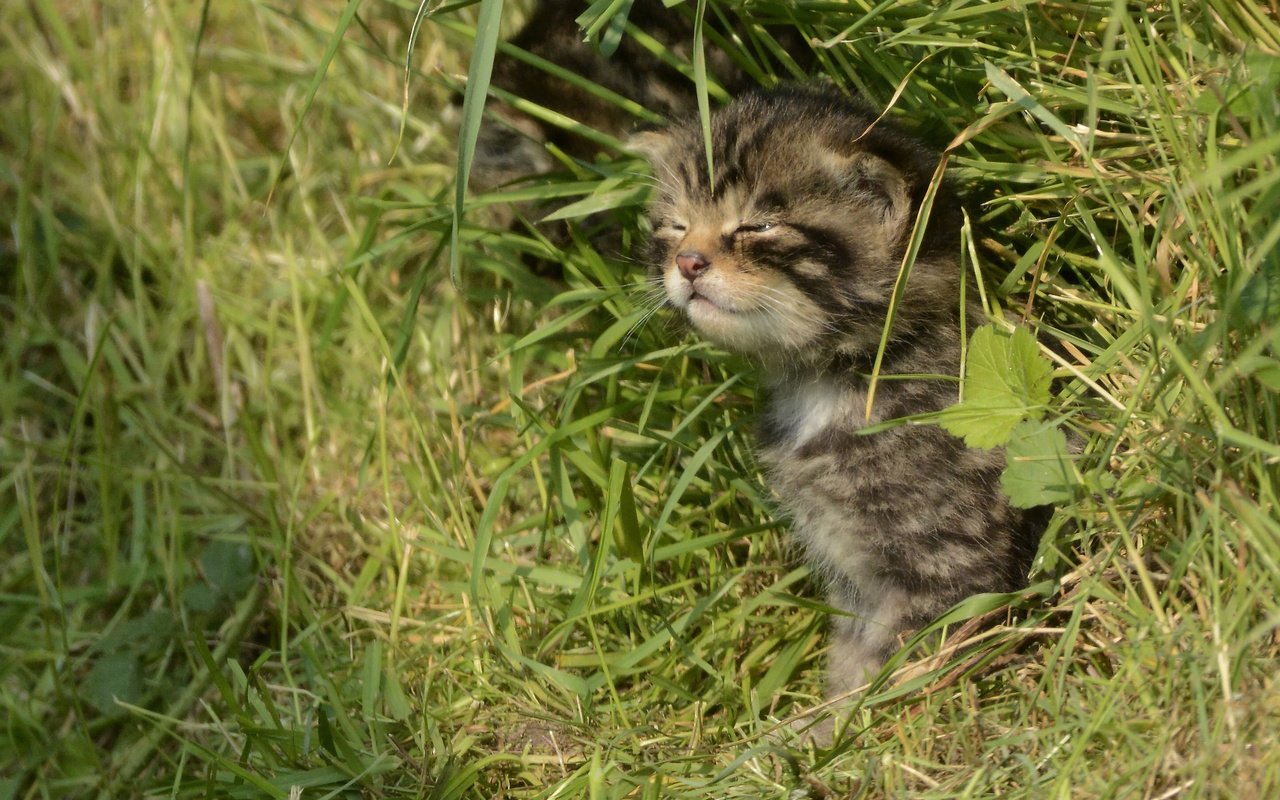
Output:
685 297 788 355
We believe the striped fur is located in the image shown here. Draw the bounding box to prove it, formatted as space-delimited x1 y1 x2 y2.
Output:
640 86 1049 697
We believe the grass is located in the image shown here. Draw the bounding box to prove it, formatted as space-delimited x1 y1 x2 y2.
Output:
2 0 1278 797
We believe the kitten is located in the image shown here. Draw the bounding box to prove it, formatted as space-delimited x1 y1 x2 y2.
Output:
637 85 1050 701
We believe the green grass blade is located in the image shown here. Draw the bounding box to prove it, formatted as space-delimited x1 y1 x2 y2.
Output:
264 0 362 209
449 0 505 285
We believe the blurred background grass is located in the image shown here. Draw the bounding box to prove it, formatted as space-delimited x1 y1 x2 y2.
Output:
2 1 1278 797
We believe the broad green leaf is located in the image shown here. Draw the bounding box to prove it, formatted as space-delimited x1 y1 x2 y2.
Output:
84 652 145 715
1255 361 1280 392
1230 259 1279 327
1001 420 1075 508
202 538 255 599
182 583 219 614
99 610 176 652
937 325 1053 448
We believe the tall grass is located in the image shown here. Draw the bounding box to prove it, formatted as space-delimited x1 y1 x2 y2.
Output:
1 0 1277 797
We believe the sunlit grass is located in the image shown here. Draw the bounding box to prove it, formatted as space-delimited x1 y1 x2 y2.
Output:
2 1 1277 797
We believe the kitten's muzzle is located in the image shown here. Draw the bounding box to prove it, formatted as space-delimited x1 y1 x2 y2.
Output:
676 251 710 281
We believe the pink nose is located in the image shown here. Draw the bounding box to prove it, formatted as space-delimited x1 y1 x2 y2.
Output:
676 252 709 281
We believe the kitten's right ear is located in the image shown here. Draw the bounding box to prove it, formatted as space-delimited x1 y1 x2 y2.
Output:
626 130 674 165
828 151 913 235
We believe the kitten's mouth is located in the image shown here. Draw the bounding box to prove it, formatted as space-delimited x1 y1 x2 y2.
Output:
689 291 722 309
686 283 743 312
666 274 763 336
687 291 742 320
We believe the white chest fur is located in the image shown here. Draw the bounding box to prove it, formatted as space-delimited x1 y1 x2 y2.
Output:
766 376 866 450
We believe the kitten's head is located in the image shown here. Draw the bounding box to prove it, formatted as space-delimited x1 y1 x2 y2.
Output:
636 86 961 363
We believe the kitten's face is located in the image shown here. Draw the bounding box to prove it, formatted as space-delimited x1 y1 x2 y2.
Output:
639 89 948 359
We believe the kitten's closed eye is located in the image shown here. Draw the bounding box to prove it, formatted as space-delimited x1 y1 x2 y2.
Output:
735 222 776 234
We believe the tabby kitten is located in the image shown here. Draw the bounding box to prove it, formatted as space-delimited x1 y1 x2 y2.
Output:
637 86 1049 698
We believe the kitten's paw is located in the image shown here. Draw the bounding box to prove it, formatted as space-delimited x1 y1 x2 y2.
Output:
767 703 854 750
788 711 838 748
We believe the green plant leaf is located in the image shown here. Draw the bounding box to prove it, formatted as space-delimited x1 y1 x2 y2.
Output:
266 0 361 208
1255 361 1280 392
937 325 1053 448
202 538 255 599
450 0 506 285
984 62 1085 156
1230 258 1279 327
540 183 650 221
182 583 219 614
84 652 145 715
577 0 635 57
1001 420 1074 508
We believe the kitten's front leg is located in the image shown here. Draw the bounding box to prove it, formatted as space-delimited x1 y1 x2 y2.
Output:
787 587 912 746
824 586 908 699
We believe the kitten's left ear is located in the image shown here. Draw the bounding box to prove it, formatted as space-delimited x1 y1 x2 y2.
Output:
626 130 674 165
829 152 913 235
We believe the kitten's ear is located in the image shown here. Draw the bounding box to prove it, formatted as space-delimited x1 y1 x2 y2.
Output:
626 129 674 165
829 152 913 235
